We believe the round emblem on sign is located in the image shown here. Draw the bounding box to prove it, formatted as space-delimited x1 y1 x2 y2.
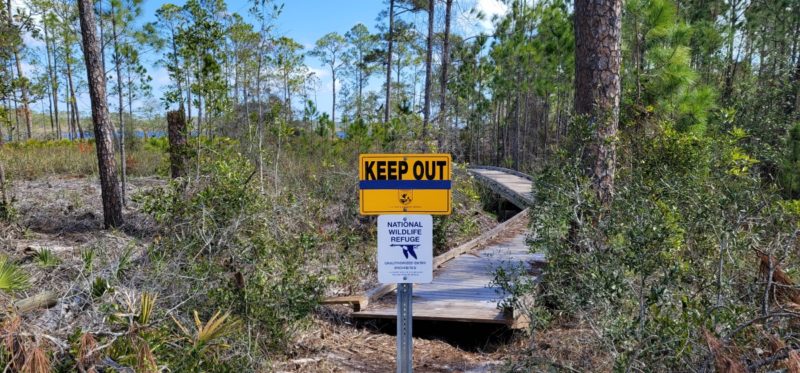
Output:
398 190 413 205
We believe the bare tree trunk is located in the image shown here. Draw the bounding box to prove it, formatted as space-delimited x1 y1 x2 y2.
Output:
7 60 19 141
167 109 187 179
52 42 61 139
1 96 11 144
421 0 434 144
43 17 56 137
438 0 453 151
77 0 123 228
111 6 126 206
255 41 265 192
7 0 32 140
574 0 622 206
186 66 192 128
66 61 83 138
65 75 73 139
0 163 5 214
384 0 394 123
332 68 337 125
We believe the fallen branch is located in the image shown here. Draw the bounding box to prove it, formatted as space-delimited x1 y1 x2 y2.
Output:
748 347 800 372
13 291 58 314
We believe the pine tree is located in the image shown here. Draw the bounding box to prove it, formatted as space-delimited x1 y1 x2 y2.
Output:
77 0 123 228
575 0 623 205
310 32 346 126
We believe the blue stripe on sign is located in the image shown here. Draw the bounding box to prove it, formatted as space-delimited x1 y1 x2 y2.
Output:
359 180 452 190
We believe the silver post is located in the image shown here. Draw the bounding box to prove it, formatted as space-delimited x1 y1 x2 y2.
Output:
397 283 413 373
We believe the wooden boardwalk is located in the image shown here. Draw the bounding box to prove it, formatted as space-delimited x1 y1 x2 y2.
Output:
345 167 543 327
469 166 534 208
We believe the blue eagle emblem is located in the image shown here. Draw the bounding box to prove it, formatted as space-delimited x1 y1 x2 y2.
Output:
390 244 419 259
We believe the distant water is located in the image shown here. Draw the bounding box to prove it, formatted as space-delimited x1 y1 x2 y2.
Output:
3 130 170 142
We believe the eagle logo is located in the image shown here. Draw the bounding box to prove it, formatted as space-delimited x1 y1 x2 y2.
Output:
398 190 413 205
390 244 420 259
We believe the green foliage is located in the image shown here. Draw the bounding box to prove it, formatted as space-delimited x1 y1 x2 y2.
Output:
80 247 95 273
34 248 61 267
91 277 109 298
0 256 28 292
526 117 799 369
138 146 325 358
622 0 716 135
115 245 134 279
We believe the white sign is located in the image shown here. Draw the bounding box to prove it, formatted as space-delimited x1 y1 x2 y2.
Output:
377 214 433 284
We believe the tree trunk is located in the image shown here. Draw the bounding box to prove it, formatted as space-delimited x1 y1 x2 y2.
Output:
7 59 19 141
332 67 336 125
421 0 434 144
384 0 394 123
65 74 73 139
722 0 739 103
438 0 453 151
7 0 32 140
111 6 126 206
167 109 187 179
574 0 622 206
43 17 56 136
357 58 363 118
66 61 83 139
77 0 123 228
0 163 6 215
52 40 61 139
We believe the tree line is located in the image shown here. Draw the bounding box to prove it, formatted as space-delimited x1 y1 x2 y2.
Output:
1 0 799 220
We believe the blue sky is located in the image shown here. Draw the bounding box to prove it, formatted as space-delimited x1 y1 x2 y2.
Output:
16 0 508 120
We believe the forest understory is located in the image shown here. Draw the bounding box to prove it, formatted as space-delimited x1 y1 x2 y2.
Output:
1 168 548 372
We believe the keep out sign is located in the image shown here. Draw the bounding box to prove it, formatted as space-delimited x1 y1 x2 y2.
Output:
377 214 433 284
359 154 451 215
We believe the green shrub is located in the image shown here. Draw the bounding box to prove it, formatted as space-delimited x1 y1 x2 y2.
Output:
137 147 325 362
524 122 799 370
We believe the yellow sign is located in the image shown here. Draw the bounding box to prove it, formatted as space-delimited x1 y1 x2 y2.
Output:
359 154 452 215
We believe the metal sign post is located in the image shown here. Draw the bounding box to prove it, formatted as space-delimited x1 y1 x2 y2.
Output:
396 283 413 373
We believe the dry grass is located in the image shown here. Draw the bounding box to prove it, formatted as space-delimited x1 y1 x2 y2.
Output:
271 307 508 372
520 317 615 372
0 141 165 180
703 329 746 373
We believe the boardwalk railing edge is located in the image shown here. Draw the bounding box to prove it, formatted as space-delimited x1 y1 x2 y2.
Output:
468 167 534 208
468 165 534 181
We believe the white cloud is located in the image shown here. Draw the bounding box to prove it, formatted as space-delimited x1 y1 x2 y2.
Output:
10 0 45 48
308 66 329 79
475 0 508 30
456 0 509 35
151 66 172 87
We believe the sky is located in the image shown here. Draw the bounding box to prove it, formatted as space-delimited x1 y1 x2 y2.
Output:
15 0 509 121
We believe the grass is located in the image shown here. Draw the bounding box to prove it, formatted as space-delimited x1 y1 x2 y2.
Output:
0 139 166 179
34 248 61 267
